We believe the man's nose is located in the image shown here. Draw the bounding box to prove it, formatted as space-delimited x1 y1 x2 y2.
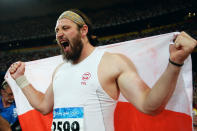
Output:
56 31 64 39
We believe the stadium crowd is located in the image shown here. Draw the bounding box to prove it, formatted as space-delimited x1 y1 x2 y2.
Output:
0 0 194 42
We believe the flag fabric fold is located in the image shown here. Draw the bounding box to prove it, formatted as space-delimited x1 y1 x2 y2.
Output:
5 32 193 131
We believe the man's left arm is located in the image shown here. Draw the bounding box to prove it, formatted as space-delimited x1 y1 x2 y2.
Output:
118 31 197 115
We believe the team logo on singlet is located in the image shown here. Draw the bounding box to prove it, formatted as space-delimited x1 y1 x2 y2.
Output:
81 72 91 85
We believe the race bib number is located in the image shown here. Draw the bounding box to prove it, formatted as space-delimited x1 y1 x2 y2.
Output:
52 107 84 131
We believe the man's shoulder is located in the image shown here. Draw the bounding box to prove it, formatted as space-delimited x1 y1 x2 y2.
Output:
103 52 133 65
52 62 65 76
102 52 136 72
103 52 125 61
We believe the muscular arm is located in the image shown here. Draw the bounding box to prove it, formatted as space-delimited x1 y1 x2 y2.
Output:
117 32 196 115
21 83 54 115
117 55 180 115
9 61 59 115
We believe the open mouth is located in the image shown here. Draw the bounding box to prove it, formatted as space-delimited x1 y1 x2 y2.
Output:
61 41 69 48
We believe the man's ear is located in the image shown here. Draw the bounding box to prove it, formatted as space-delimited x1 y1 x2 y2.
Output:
80 25 88 37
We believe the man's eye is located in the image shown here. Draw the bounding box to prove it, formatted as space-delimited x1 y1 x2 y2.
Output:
63 26 69 30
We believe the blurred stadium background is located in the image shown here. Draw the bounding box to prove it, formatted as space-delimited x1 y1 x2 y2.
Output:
0 0 197 103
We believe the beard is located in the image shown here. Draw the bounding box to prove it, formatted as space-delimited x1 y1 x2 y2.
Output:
60 33 83 63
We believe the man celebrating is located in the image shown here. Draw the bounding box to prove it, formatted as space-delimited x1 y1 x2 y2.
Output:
9 9 197 131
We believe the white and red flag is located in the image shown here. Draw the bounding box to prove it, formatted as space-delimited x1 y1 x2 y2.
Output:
5 32 193 131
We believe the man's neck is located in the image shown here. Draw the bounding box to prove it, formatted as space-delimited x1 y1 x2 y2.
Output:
73 41 95 64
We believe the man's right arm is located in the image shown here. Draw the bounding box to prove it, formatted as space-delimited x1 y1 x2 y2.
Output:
9 61 54 115
21 83 54 115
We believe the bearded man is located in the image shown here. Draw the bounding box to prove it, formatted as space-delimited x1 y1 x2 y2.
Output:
9 9 197 131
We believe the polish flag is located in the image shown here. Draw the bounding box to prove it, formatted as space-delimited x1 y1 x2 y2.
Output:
5 32 193 131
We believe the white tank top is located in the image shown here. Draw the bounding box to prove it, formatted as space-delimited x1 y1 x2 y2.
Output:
52 48 117 131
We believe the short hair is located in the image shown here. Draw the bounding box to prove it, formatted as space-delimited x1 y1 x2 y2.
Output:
58 9 98 46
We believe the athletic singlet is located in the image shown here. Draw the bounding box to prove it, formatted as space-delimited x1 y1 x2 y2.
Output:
52 48 117 131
